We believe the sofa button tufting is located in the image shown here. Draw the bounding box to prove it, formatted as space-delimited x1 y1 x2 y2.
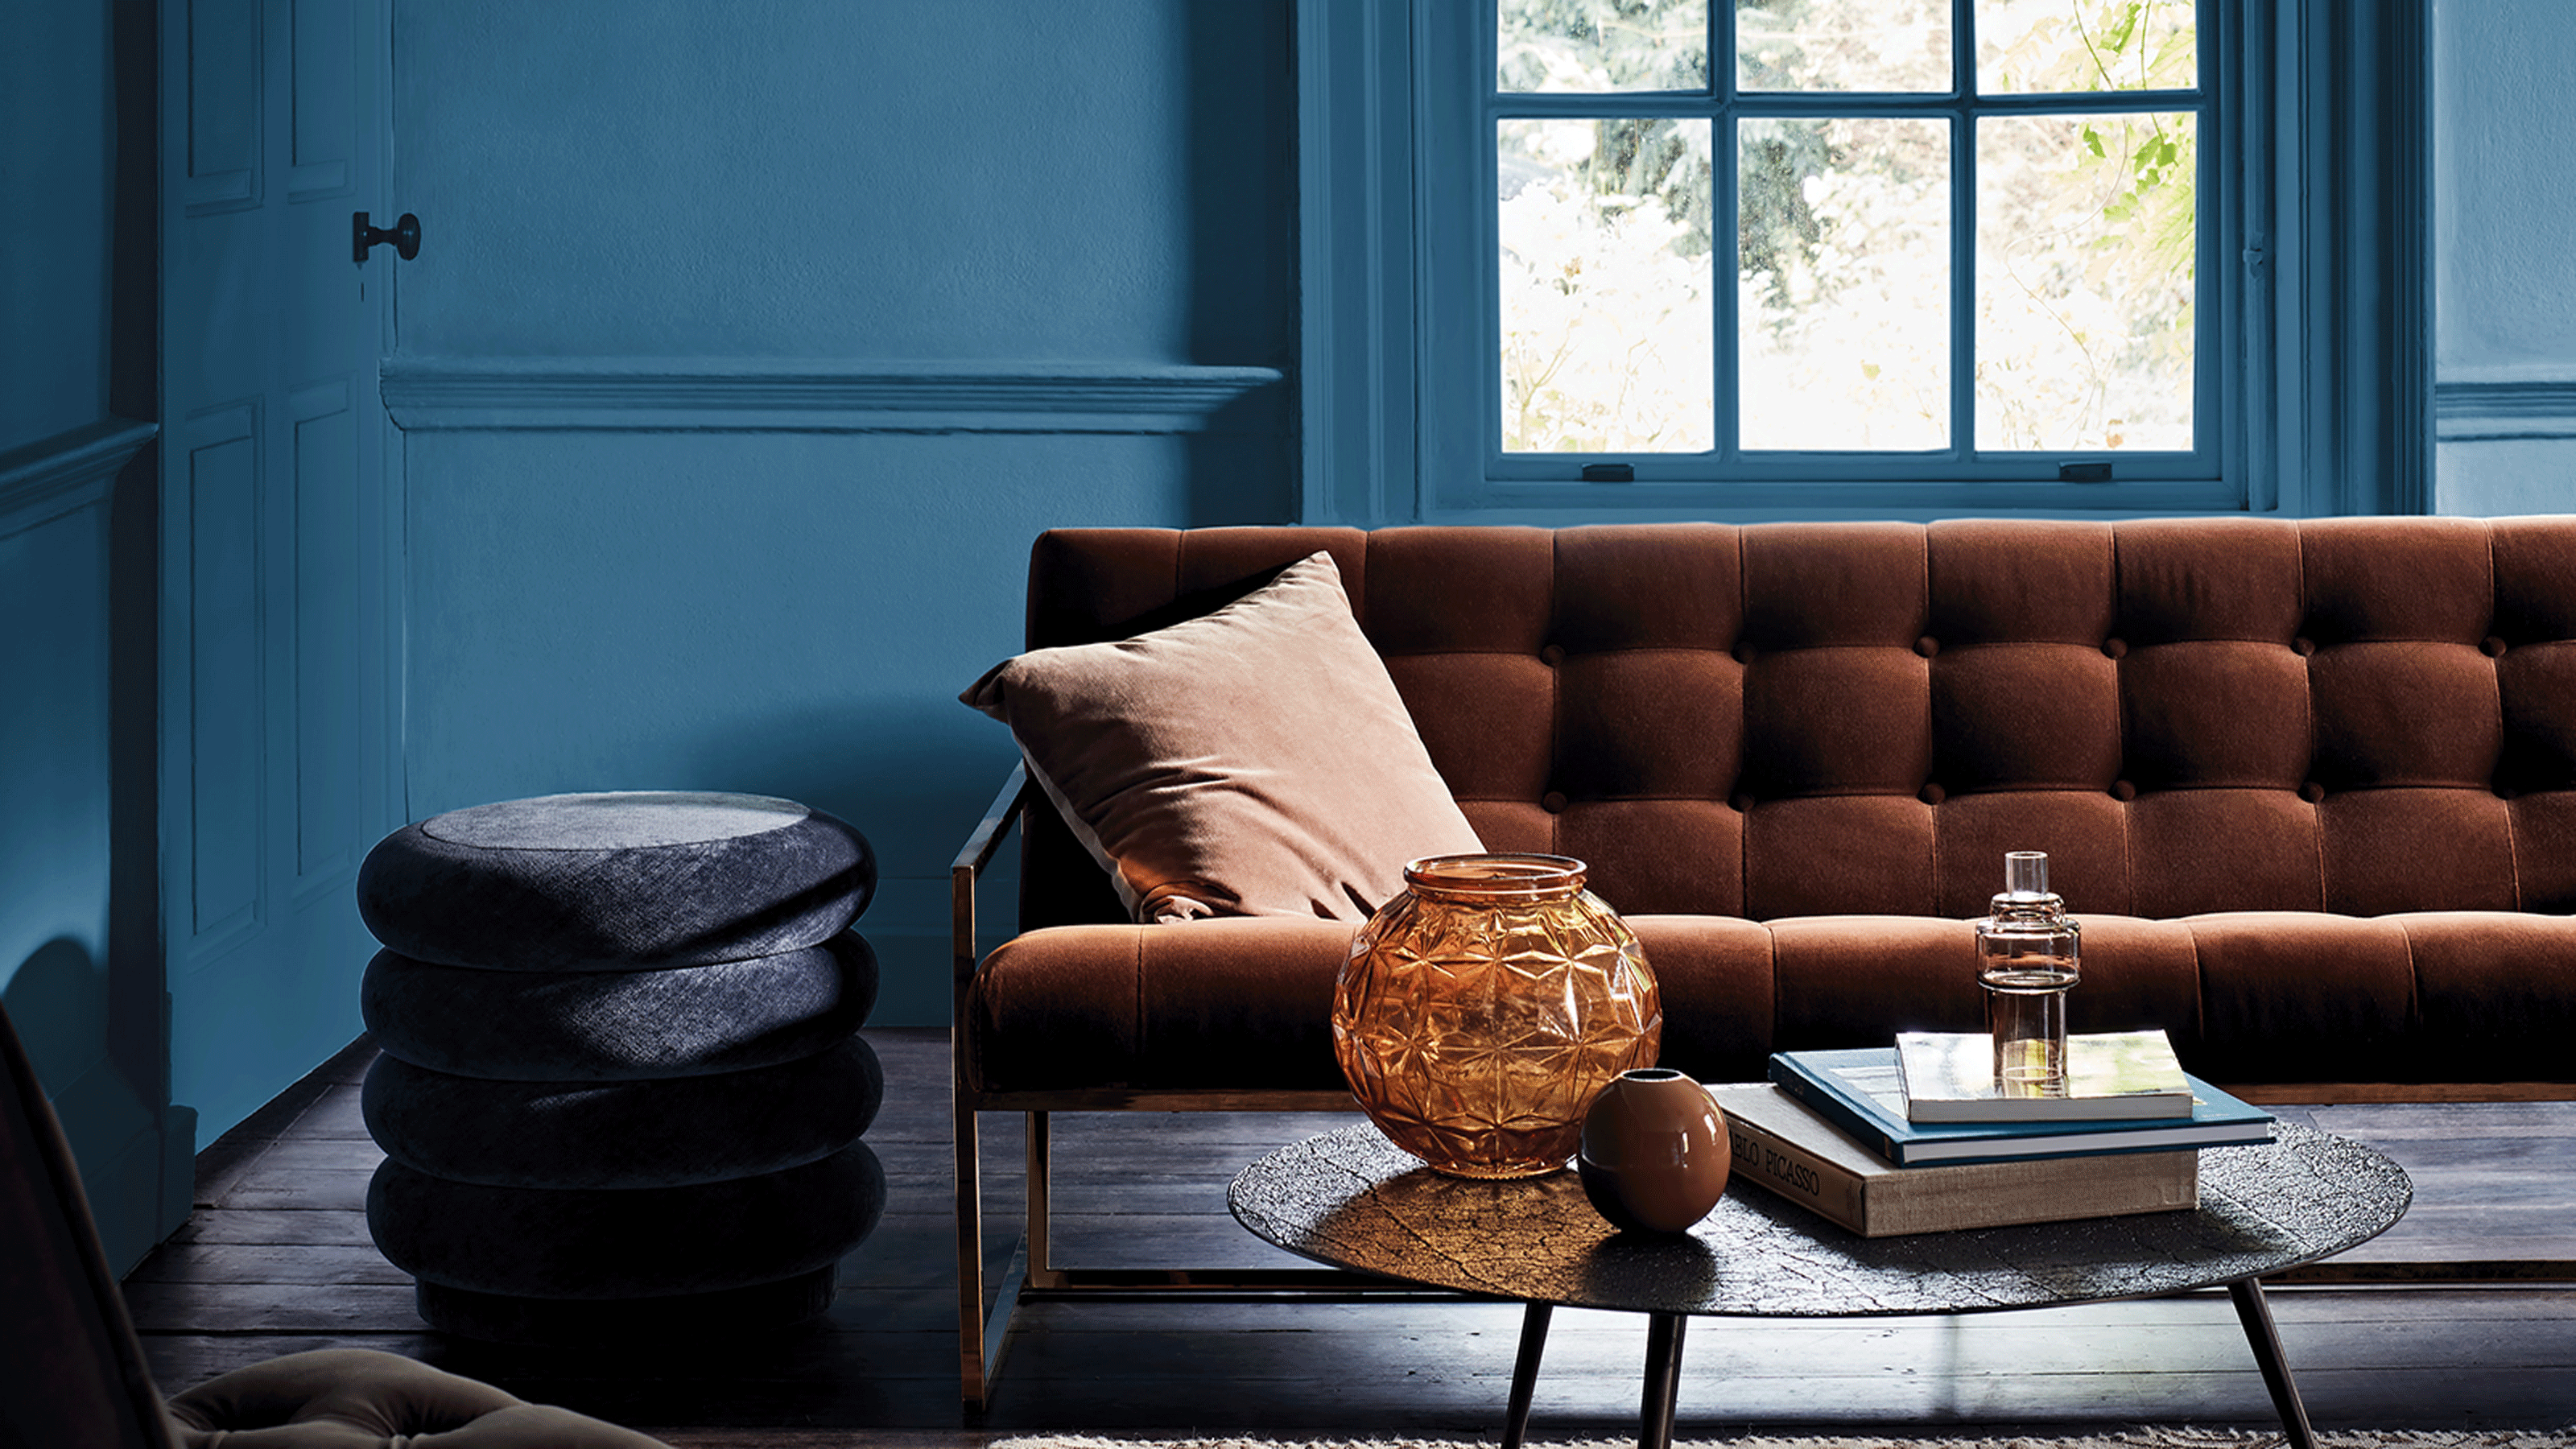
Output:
2484 636 2509 658
1539 643 1567 666
2299 782 2327 804
1918 782 1946 806
2102 638 2128 659
2292 637 2317 657
1730 643 1752 665
1728 792 1755 813
1541 791 1569 814
2111 779 2137 802
1914 635 1940 658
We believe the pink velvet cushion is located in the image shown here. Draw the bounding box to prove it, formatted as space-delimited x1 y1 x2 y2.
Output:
963 551 1484 923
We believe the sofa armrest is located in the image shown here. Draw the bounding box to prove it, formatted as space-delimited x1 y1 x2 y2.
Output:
952 761 1030 993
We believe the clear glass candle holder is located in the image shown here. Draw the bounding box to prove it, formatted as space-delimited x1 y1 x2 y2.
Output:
1974 851 2080 1091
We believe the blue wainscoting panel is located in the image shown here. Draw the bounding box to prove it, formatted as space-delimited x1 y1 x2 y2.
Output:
0 437 153 1269
0 506 114 1009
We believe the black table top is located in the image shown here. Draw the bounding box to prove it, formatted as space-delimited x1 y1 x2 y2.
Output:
1228 1121 2411 1318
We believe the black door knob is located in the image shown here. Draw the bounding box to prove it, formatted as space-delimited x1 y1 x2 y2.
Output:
353 212 421 264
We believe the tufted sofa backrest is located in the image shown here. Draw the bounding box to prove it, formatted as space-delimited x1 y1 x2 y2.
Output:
1016 518 2576 931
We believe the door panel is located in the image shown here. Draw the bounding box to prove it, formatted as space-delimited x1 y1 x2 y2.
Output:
184 0 262 213
163 0 394 1145
287 0 355 200
180 404 263 953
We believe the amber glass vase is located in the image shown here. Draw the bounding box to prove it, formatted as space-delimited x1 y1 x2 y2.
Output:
1331 853 1661 1179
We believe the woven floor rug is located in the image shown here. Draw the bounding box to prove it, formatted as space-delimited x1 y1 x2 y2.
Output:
646 1429 2576 1449
982 1433 2576 1449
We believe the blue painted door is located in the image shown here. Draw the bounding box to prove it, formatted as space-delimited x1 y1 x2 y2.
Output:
160 0 398 1141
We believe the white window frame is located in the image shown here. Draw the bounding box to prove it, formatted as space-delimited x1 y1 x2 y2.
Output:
1297 0 2430 525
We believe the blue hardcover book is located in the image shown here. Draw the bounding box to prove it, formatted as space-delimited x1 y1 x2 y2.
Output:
1766 1046 2274 1167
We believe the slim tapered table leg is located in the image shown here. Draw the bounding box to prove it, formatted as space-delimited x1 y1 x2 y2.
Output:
1501 1302 1553 1449
2227 1277 2318 1449
1638 1312 1688 1449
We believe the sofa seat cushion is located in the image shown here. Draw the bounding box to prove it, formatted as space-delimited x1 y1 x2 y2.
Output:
966 910 2576 1093
162 1348 668 1447
2184 909 2576 1083
964 915 1781 1093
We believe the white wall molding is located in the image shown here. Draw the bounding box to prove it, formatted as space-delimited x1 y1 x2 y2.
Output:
0 418 156 539
380 357 1286 435
2437 380 2576 441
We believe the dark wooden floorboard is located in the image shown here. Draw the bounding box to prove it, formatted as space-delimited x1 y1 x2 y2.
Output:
123 1026 2576 1445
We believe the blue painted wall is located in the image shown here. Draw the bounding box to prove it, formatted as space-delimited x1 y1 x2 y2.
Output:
2433 0 2576 514
3 0 112 448
1 0 175 1270
390 0 1297 1022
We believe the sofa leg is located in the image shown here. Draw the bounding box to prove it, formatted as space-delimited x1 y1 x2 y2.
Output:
1026 1110 1063 1290
957 1095 1034 1414
955 1085 986 1411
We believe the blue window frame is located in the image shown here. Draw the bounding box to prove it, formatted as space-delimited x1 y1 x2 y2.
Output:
1297 0 2430 525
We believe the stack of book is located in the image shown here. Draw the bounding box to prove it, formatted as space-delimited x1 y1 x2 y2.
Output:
1719 1029 2273 1238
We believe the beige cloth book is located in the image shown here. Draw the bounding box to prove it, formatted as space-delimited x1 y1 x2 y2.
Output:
1713 1082 2200 1238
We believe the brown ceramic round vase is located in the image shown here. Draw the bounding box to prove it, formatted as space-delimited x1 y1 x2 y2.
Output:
1332 853 1661 1179
1576 1067 1731 1233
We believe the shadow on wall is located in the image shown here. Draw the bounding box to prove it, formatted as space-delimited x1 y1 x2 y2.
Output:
1182 0 1294 374
2 938 118 1097
1187 398 1298 527
2 935 183 1270
1180 0 1297 529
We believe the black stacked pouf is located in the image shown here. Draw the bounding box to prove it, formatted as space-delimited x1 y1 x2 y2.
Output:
353 791 887 1342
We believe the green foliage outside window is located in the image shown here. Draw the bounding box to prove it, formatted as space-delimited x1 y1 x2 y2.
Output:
1496 0 2201 456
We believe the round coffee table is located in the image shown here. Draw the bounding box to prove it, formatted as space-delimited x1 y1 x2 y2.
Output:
1230 1121 2409 1449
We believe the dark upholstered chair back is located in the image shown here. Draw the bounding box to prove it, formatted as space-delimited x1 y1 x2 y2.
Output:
2 999 681 1445
1018 518 2576 930
0 1002 176 1449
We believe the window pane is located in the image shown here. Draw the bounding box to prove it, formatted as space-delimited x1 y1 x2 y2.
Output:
1739 117 1950 452
1500 119 1715 453
1500 0 1709 93
1977 0 2196 95
1975 112 2194 452
1737 0 1951 95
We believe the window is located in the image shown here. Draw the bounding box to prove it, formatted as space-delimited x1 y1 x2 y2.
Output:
1298 0 2431 523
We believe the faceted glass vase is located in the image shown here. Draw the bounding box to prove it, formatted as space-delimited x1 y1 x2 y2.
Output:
1331 853 1662 1179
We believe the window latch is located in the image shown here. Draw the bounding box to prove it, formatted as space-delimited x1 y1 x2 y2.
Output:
2058 461 2113 483
1581 463 1635 483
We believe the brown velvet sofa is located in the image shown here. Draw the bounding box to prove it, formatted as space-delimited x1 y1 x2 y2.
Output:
950 517 2576 1408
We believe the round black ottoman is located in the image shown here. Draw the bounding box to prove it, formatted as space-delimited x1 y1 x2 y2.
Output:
355 791 886 1341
